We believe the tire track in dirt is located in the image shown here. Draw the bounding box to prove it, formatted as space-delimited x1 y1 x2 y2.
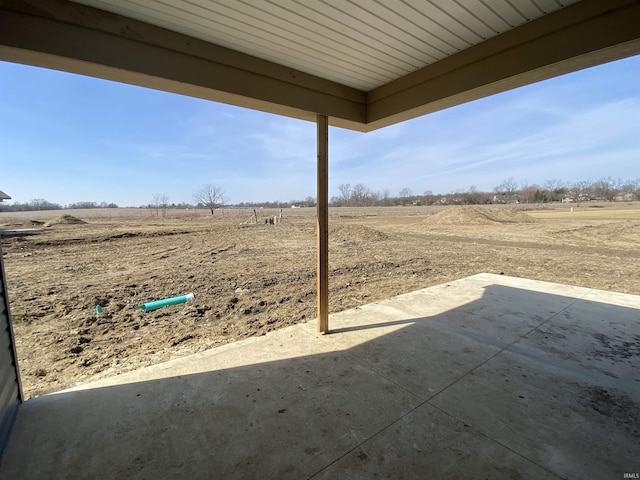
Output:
409 233 640 258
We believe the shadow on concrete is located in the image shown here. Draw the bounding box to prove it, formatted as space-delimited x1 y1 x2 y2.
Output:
1 276 639 479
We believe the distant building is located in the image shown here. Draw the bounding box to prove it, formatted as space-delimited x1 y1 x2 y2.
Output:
614 192 637 202
492 193 520 204
0 190 10 203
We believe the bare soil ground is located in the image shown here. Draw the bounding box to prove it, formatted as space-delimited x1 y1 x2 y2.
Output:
2 203 639 398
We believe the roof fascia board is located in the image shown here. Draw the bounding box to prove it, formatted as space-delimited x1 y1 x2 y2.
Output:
1 0 639 133
366 0 640 131
0 0 367 130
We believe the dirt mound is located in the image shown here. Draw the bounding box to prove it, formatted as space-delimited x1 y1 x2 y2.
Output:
330 224 388 242
45 215 88 226
425 206 537 225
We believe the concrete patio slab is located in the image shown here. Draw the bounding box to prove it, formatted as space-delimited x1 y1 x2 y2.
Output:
313 403 560 480
1 273 639 479
430 349 639 479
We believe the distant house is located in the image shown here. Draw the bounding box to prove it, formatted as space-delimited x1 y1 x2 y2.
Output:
0 190 10 203
614 192 637 202
492 193 520 204
577 193 592 202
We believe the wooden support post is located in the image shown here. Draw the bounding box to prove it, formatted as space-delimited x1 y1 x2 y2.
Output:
317 114 329 333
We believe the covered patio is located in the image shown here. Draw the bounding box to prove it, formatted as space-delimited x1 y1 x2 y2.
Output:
1 1 640 477
1 274 639 479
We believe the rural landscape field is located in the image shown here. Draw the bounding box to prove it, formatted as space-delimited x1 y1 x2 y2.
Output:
1 203 639 398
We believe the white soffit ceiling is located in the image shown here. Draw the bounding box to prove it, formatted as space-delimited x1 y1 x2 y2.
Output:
71 0 579 91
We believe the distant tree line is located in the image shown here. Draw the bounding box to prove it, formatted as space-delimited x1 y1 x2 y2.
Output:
0 199 119 212
67 201 119 209
2 177 638 213
331 177 640 207
234 197 317 209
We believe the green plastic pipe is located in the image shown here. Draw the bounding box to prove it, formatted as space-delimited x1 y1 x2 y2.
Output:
140 293 195 312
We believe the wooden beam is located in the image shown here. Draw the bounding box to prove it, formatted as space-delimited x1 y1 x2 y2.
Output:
1 0 638 134
0 0 367 130
366 0 640 130
316 115 329 334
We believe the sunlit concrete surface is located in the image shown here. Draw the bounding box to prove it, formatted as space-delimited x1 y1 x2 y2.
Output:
1 273 639 479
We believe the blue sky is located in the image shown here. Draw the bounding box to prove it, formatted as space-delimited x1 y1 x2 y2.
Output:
1 54 639 206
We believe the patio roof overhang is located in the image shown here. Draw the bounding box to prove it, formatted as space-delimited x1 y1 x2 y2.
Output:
0 0 639 334
1 0 639 133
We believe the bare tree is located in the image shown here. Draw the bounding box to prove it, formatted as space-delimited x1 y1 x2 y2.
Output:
149 193 169 218
521 184 539 204
399 187 412 198
541 179 567 202
351 183 371 206
338 183 352 205
543 179 563 192
494 177 518 195
422 190 435 205
381 188 391 206
194 184 226 215
572 180 590 194
591 177 619 201
30 198 48 210
152 193 169 218
160 194 169 218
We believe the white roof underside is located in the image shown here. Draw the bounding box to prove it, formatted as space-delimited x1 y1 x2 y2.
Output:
2 0 637 131
72 0 578 91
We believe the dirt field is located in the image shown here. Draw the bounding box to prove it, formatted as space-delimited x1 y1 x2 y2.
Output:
2 203 639 398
